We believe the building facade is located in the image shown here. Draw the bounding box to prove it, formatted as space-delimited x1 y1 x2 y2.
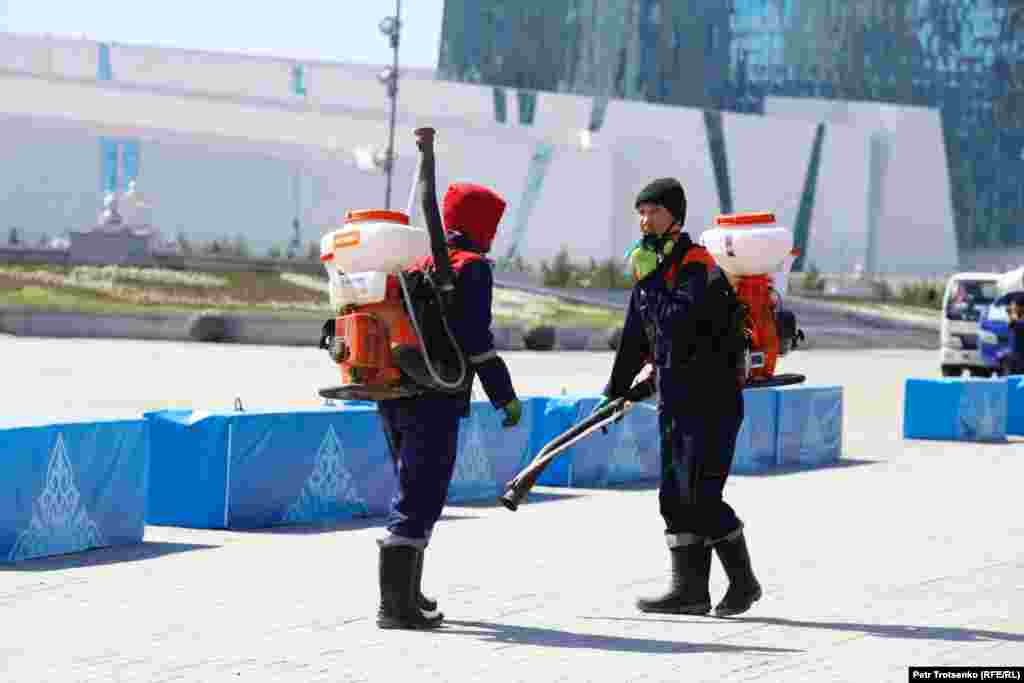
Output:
0 29 958 275
438 0 1024 252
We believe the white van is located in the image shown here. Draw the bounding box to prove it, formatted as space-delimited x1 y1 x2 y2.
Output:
940 272 1000 376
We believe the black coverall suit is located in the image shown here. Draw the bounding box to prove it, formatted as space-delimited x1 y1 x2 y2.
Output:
604 237 745 545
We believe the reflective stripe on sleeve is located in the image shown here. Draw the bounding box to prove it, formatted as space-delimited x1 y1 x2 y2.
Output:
468 349 497 365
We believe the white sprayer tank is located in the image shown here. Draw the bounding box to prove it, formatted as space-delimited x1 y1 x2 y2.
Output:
700 212 796 294
320 209 431 309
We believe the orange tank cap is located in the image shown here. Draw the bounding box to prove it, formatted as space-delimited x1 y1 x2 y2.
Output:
716 211 776 226
344 209 410 225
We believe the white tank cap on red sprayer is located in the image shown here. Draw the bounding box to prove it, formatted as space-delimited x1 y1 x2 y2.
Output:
320 209 431 275
701 211 798 284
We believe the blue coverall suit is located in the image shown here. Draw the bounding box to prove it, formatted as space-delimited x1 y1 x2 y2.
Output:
378 234 518 548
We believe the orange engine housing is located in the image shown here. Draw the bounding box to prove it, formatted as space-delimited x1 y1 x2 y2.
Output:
331 275 419 388
733 274 780 380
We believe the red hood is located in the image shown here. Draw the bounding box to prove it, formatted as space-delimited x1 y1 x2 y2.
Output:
442 182 506 252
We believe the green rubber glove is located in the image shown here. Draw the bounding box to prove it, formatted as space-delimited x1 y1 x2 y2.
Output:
591 395 613 416
592 395 618 434
501 398 522 428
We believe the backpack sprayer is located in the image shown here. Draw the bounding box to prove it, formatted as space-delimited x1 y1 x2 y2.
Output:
701 211 806 388
317 127 468 402
500 212 810 511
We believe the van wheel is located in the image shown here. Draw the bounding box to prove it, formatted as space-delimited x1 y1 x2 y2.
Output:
941 365 962 377
969 367 993 378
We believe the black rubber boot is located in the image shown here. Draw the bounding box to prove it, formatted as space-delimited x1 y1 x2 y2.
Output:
712 528 762 617
377 546 444 630
636 540 712 615
414 549 442 619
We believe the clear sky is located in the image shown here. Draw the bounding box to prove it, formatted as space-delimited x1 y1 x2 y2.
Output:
0 0 446 68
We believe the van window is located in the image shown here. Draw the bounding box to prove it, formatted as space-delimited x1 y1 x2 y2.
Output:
985 299 1008 323
985 293 1024 324
946 280 998 321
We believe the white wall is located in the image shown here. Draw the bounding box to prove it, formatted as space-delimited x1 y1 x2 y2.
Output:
723 111 817 245
0 116 103 238
602 101 721 254
803 120 873 273
0 31 433 97
142 141 297 244
514 143 616 264
109 43 297 101
765 96 959 275
722 109 876 275
0 35 961 274
0 32 99 80
528 91 594 143
0 70 393 151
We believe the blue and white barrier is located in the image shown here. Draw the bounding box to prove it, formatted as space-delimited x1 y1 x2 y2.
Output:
146 405 400 529
0 417 149 562
903 378 1007 442
0 384 845 550
533 396 661 488
146 400 539 529
147 386 846 529
520 385 842 485
733 387 780 474
1005 376 1024 436
776 385 844 467
449 398 536 503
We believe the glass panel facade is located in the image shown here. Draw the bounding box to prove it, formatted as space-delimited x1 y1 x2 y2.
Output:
100 139 140 193
100 138 119 194
493 86 509 123
97 43 112 81
438 0 1024 249
291 64 307 96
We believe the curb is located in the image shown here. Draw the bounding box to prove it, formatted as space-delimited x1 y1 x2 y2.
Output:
791 297 941 333
0 306 619 352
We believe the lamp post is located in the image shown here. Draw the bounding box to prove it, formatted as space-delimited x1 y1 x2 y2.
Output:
378 0 401 209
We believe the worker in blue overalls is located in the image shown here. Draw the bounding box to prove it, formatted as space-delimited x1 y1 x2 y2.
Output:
376 182 522 630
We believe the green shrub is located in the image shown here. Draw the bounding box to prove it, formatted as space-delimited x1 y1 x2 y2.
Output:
898 280 942 309
539 246 631 290
801 264 825 292
871 279 894 301
540 245 576 288
495 254 535 274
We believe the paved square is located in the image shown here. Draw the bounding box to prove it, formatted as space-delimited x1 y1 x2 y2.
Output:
1 339 1021 682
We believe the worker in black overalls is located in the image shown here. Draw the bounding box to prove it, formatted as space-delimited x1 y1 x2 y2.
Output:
596 178 762 617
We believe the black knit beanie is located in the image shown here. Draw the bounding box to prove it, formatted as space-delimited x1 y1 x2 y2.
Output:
635 177 687 225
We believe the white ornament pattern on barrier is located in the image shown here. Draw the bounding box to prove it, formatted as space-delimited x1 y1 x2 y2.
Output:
450 412 496 500
9 434 104 562
282 425 368 523
608 411 645 483
959 386 1003 441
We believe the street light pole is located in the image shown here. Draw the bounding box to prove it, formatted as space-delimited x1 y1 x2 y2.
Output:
381 0 401 209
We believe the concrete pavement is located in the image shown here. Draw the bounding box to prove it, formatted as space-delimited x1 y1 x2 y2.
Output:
0 340 1020 682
